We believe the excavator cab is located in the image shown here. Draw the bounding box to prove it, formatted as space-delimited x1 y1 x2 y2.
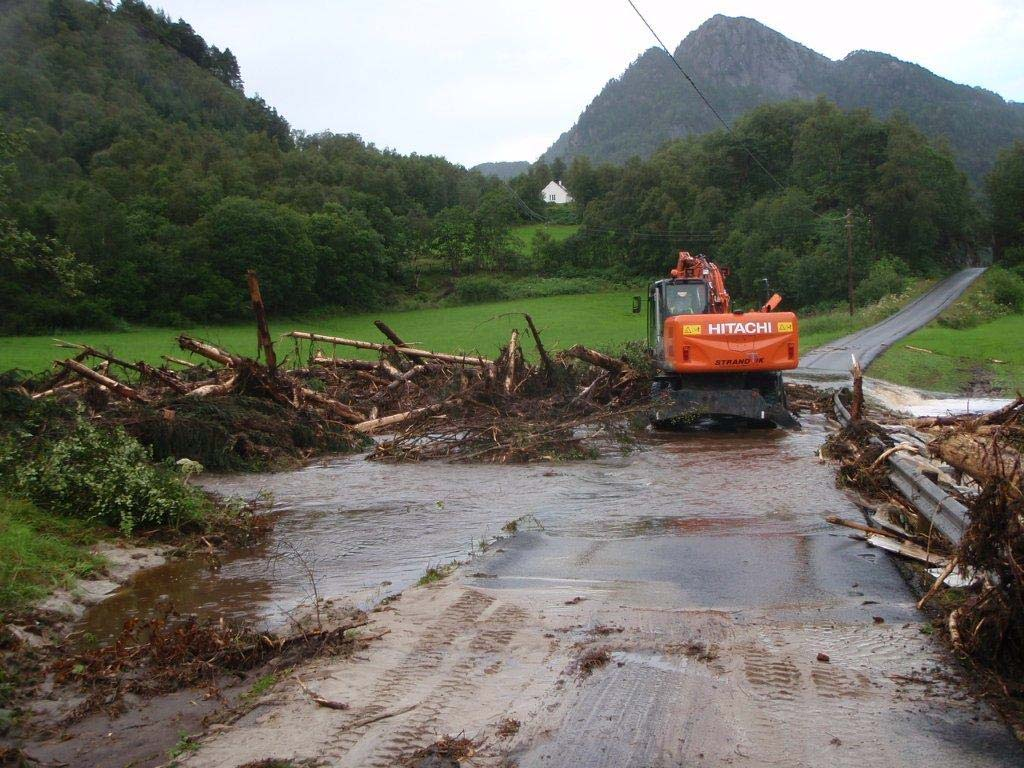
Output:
647 252 800 429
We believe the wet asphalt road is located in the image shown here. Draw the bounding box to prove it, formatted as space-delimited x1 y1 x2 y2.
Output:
798 267 986 373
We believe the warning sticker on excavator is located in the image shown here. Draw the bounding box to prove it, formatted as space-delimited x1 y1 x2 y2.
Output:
778 321 793 332
682 325 701 335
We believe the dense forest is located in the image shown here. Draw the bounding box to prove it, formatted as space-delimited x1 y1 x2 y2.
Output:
0 0 520 333
0 0 1019 335
543 15 1024 185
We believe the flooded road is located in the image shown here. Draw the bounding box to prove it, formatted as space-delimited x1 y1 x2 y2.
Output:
82 418 841 637
80 416 1023 766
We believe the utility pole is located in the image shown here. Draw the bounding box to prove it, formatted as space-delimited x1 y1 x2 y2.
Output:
846 208 854 317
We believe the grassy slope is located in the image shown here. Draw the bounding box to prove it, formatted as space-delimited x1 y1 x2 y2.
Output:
870 314 1024 395
510 224 580 255
0 495 103 611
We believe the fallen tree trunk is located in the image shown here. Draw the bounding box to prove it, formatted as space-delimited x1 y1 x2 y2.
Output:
524 313 555 383
57 359 149 403
185 376 237 398
31 379 85 400
353 401 449 433
299 388 366 424
178 335 239 367
563 345 628 373
288 331 489 367
929 432 1023 496
373 320 424 365
311 355 380 372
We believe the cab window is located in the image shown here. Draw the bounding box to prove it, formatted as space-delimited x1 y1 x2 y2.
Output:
663 283 708 316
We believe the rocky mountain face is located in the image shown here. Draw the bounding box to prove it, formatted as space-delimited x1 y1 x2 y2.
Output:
470 160 531 180
543 15 1024 183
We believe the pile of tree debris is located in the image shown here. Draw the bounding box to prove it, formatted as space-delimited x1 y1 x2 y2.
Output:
826 393 1024 684
8 273 653 468
48 608 370 725
915 397 1024 680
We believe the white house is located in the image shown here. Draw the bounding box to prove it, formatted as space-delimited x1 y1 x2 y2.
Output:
541 180 573 204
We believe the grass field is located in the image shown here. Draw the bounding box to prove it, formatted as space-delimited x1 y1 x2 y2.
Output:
0 281 942 375
510 223 579 255
0 291 647 373
0 494 103 611
870 314 1024 395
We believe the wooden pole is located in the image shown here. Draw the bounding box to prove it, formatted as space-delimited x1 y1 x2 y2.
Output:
246 270 276 369
846 208 855 317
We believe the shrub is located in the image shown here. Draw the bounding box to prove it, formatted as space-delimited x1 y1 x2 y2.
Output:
854 256 907 305
10 419 210 534
985 266 1024 311
450 275 509 304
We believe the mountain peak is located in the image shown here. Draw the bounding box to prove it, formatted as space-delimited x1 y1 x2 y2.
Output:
541 15 1024 182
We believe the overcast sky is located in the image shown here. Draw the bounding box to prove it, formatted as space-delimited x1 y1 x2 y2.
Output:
151 0 1024 167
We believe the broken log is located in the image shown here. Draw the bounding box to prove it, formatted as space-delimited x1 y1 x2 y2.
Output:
162 355 201 370
563 345 628 373
178 335 239 367
311 355 380 372
928 432 1023 496
185 376 237 398
373 320 424 365
56 359 148 403
503 329 519 394
299 388 366 424
850 354 864 422
917 556 960 609
352 402 449 433
247 270 277 369
287 331 489 367
31 379 85 400
524 313 555 383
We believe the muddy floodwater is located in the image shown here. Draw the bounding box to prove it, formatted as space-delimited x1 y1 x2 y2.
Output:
78 417 843 639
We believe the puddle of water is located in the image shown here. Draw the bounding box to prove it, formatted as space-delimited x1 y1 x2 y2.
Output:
77 417 851 640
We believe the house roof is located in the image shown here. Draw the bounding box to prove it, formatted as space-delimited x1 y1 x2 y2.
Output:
543 180 569 193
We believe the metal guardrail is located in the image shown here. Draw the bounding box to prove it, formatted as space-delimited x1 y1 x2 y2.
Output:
833 392 968 545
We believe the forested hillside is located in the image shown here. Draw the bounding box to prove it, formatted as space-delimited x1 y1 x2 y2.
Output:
0 0 518 333
530 99 987 311
543 15 1024 184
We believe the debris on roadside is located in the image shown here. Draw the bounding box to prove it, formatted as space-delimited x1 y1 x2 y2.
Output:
48 607 370 724
576 647 612 678
403 735 477 767
822 390 1024 695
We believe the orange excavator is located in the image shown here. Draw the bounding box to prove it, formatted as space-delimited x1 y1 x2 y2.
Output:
646 251 800 428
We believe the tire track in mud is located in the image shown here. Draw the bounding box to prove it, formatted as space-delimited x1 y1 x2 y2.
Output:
322 590 529 766
321 589 495 759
